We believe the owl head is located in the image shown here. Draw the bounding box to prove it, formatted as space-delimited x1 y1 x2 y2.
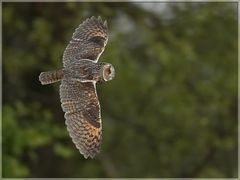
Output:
102 63 115 81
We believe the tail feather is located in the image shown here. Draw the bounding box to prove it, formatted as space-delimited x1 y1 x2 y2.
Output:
39 69 63 85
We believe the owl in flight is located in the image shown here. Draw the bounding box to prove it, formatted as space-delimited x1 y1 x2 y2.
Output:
39 16 115 159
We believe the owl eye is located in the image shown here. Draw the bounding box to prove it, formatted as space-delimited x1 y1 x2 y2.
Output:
88 36 105 46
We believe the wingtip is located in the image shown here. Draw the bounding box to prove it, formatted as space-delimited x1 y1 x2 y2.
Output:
84 16 107 29
104 20 108 28
83 152 89 159
81 150 96 159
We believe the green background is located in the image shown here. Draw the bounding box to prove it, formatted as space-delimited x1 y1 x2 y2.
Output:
2 2 238 178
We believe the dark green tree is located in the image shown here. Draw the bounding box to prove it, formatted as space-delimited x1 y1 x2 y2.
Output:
2 2 238 178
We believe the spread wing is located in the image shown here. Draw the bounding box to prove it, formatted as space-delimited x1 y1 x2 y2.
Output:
63 16 108 67
60 79 102 158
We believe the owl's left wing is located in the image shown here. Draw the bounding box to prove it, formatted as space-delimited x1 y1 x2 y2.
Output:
60 79 102 158
63 16 108 67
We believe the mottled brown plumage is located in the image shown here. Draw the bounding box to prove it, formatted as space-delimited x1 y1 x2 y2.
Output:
63 16 108 67
60 80 102 158
39 16 115 159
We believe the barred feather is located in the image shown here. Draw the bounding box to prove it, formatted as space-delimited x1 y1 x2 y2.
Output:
60 79 102 159
39 69 63 85
63 16 108 67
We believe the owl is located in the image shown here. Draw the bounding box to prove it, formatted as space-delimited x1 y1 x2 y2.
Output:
39 16 115 159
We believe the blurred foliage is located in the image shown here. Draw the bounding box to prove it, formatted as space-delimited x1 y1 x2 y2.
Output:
2 2 238 178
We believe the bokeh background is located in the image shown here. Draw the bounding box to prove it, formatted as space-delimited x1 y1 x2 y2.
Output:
2 2 238 178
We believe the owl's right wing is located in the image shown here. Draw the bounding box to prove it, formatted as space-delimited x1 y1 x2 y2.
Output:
63 16 108 67
60 79 102 159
